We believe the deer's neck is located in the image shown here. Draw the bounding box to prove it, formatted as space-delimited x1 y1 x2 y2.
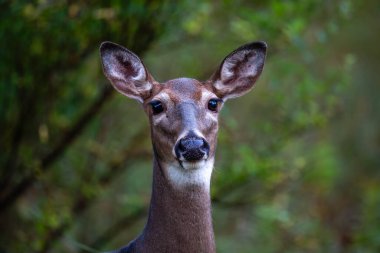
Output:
133 158 215 253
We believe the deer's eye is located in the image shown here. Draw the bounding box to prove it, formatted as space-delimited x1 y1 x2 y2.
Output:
208 99 220 112
150 100 164 115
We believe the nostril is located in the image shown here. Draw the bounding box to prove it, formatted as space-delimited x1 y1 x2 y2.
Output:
177 139 185 152
201 140 210 154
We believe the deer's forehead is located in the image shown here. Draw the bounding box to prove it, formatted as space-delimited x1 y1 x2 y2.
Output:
154 78 213 103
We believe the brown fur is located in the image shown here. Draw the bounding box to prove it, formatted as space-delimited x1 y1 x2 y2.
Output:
113 159 215 253
100 41 267 253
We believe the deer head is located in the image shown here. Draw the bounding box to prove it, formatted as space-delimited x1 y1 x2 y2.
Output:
100 41 266 189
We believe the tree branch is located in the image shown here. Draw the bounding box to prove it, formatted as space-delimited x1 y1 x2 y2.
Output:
36 128 150 253
85 206 148 253
0 85 34 189
0 85 114 212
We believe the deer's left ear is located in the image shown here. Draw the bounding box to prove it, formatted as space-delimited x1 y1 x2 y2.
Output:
209 41 267 100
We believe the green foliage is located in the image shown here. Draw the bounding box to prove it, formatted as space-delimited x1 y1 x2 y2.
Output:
1 0 379 252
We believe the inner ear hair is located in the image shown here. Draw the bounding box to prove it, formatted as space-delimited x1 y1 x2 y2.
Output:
210 41 267 100
100 41 155 102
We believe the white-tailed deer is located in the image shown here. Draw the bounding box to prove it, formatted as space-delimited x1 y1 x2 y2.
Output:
100 41 267 253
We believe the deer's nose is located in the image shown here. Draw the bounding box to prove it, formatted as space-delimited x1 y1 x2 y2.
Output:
175 135 210 162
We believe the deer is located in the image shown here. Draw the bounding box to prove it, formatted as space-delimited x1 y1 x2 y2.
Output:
100 40 267 253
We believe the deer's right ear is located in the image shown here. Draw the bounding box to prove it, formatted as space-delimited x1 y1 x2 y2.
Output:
100 42 155 102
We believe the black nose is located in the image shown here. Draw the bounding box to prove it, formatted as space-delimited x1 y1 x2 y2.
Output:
175 135 210 162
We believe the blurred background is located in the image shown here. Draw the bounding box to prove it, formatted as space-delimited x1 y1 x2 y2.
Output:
1 0 379 252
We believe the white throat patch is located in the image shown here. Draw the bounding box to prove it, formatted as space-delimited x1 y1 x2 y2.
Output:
164 159 214 190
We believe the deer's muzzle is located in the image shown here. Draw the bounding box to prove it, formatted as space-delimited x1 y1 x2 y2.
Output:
175 134 210 162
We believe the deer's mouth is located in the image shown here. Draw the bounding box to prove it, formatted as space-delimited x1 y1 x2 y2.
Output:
177 158 208 170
